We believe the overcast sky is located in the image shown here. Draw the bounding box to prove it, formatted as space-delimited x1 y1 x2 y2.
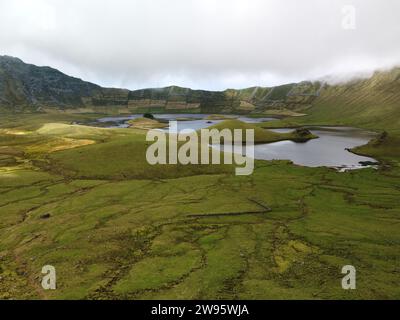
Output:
0 0 399 90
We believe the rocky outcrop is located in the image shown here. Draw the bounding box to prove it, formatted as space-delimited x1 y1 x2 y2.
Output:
0 55 101 111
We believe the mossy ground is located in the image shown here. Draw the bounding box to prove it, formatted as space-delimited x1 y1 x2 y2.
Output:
208 120 317 143
127 117 168 130
0 113 399 299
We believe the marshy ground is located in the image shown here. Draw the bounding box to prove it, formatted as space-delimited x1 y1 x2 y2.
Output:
0 113 399 299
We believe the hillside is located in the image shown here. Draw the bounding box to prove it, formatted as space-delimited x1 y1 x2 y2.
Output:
1 55 400 133
0 55 319 114
0 56 101 112
301 68 400 132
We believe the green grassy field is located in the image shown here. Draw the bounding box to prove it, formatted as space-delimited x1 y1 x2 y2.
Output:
0 113 399 299
208 120 317 143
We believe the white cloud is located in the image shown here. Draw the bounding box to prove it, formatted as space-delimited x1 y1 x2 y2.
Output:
0 0 399 90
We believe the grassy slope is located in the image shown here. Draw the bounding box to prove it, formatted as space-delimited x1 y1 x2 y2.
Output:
0 113 399 300
352 133 400 168
127 117 168 129
1 66 400 299
208 120 316 143
261 68 400 135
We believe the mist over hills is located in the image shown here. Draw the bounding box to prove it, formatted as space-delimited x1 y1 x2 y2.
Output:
0 55 319 114
306 67 400 131
1 55 399 131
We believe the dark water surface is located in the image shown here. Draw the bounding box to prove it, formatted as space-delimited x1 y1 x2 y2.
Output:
252 127 377 169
